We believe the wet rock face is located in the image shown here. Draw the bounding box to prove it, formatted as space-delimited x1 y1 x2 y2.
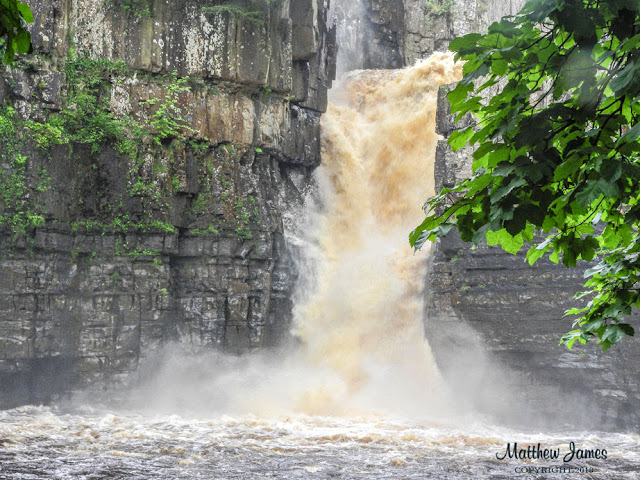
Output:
334 0 486 72
334 0 530 72
427 85 640 430
0 0 336 406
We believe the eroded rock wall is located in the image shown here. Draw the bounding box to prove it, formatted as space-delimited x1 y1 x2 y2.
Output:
333 0 488 74
0 0 336 406
426 71 640 431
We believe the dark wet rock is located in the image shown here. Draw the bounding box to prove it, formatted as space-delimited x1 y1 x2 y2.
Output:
0 0 336 407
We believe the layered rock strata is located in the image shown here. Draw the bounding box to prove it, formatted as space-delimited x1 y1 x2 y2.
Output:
0 0 336 406
426 85 640 430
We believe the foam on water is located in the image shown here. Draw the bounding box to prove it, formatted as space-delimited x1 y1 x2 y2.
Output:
1 406 639 479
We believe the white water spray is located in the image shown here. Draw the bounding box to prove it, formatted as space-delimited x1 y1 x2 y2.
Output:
290 53 463 416
115 53 464 421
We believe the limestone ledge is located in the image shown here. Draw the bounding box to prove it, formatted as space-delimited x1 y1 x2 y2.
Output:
30 0 336 106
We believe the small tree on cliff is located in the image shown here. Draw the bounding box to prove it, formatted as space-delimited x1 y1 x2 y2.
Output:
410 0 640 350
0 0 33 64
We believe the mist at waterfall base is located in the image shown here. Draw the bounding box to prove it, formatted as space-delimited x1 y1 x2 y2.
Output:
109 53 467 421
85 53 469 421
3 55 640 479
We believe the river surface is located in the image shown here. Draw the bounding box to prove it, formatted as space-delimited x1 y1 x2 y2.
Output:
1 406 639 479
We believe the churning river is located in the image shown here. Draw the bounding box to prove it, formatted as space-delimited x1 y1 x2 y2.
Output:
1 406 640 479
1 54 639 479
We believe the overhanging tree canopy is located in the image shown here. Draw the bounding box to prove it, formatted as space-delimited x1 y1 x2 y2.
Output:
0 0 33 64
410 0 640 350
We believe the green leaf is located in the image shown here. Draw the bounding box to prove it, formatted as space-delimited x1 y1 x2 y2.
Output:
411 230 429 250
2 41 15 65
610 61 637 93
574 179 602 206
580 236 599 261
486 229 503 246
541 216 555 232
618 324 635 336
561 330 588 350
622 121 640 142
447 82 473 107
492 58 508 75
600 224 620 249
526 244 547 265
449 127 473 151
490 177 526 203
449 33 482 53
581 317 604 332
17 2 33 23
601 325 627 345
502 232 523 254
553 156 582 181
462 62 489 82
14 29 29 54
595 177 620 199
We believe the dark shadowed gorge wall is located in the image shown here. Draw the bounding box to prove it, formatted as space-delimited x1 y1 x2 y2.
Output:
0 0 336 406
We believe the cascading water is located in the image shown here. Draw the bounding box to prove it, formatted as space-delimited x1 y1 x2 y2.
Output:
290 53 462 417
104 54 466 421
1 34 640 480
329 0 367 77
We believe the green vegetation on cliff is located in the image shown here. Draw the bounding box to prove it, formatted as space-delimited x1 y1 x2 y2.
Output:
411 0 640 350
0 49 264 249
0 105 46 237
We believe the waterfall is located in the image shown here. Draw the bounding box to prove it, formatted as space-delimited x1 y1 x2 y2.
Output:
4 54 638 480
289 53 463 416
115 53 464 420
329 0 367 76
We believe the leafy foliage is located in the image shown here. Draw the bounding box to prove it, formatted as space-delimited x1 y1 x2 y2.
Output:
424 0 455 19
202 4 264 24
104 0 152 18
1 51 197 242
410 0 640 350
201 0 283 25
27 54 194 153
28 53 132 154
0 105 45 236
145 71 195 145
0 0 33 64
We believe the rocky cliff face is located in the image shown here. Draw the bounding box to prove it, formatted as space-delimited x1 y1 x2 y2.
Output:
0 0 336 406
333 0 488 74
425 6 640 429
